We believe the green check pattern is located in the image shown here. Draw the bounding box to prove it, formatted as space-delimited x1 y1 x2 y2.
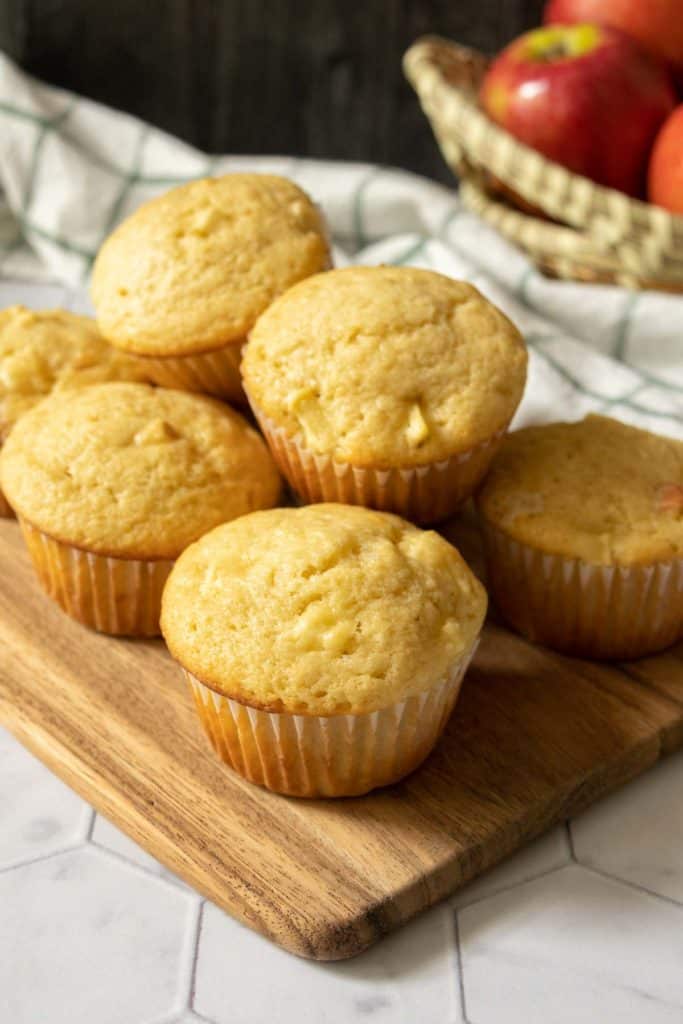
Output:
0 53 679 438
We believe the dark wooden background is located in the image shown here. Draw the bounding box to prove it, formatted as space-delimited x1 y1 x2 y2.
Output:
0 0 545 181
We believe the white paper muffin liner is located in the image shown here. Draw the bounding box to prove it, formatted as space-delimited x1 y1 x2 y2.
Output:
184 641 478 797
481 519 683 660
19 518 173 636
140 340 246 403
248 401 506 524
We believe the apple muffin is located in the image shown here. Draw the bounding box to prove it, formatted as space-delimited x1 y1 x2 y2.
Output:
161 503 487 796
477 414 683 659
0 382 281 635
242 265 527 523
0 306 150 517
91 174 331 402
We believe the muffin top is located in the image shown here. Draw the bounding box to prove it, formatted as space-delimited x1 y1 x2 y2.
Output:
0 382 281 558
477 415 683 566
91 174 330 358
242 266 527 467
161 503 487 715
0 306 149 442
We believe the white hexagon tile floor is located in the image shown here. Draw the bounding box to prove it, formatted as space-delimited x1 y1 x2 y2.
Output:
0 726 92 870
4 719 683 1024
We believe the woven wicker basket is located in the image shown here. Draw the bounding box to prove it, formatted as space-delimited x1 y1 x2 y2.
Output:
404 36 683 291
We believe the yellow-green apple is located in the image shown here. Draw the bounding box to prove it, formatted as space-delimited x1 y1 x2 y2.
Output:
545 0 683 76
480 24 676 196
648 105 683 213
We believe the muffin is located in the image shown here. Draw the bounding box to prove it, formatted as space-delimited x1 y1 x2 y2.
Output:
242 266 527 523
91 174 331 402
0 306 151 517
0 382 281 635
476 415 683 659
161 503 486 797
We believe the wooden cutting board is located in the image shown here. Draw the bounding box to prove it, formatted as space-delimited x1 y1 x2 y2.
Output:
0 516 682 960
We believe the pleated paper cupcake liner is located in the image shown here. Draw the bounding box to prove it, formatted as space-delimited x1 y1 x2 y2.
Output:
0 487 13 518
19 518 173 636
185 642 477 797
481 520 683 660
140 340 246 403
250 402 506 524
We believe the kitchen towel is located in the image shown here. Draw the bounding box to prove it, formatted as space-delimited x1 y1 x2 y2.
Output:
0 53 679 438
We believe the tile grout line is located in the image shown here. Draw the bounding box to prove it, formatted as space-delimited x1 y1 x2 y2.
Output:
565 819 577 861
453 860 572 914
0 843 84 876
153 895 206 1024
580 862 683 911
189 1011 218 1024
87 838 193 895
452 909 472 1024
149 1005 216 1024
186 899 206 1014
84 806 96 842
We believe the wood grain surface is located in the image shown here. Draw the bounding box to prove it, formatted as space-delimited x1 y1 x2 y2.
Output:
1 0 545 183
0 517 681 960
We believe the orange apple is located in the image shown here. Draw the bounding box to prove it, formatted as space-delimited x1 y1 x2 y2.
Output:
648 105 683 213
480 24 676 197
545 0 683 76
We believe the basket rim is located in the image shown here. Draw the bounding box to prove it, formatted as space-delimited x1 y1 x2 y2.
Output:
459 178 683 291
403 35 683 241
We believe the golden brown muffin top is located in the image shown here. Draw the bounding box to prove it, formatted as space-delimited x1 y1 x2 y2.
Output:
161 503 487 715
0 306 150 442
91 174 330 358
0 382 281 559
242 266 527 467
477 415 683 566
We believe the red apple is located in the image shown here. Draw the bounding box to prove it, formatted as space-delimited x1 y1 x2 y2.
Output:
545 0 683 76
648 105 683 213
480 24 676 196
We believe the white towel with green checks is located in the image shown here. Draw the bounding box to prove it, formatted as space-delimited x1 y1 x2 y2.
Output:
0 54 680 438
